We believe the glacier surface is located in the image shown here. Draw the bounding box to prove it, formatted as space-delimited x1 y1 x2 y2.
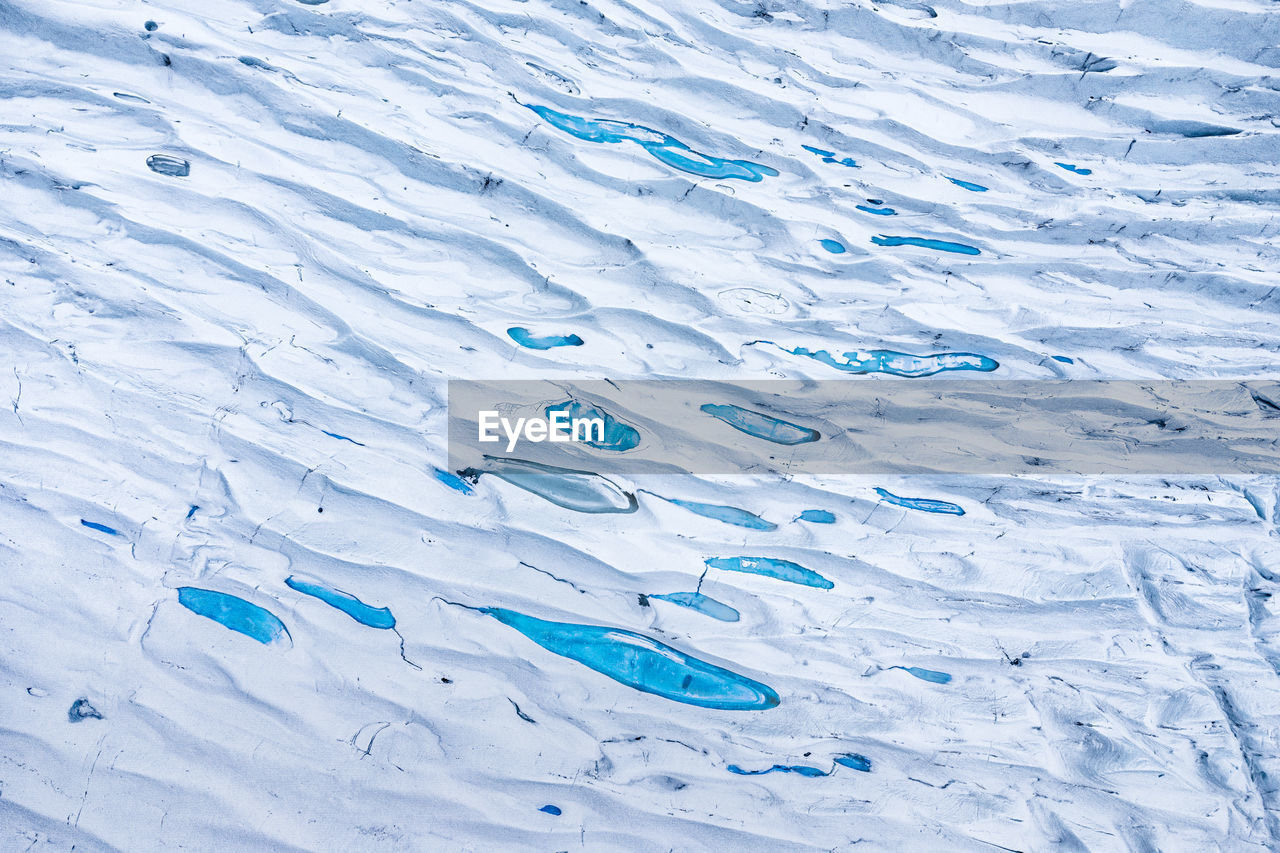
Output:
2 0 1280 849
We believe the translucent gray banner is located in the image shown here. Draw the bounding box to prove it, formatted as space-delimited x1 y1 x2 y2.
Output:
447 380 1280 476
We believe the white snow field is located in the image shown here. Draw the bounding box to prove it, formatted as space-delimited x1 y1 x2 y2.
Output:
2 0 1280 849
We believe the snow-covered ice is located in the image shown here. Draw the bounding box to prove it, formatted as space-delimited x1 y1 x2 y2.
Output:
2 0 1280 849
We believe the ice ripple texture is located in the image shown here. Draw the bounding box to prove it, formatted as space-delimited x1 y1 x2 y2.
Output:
2 0 1280 850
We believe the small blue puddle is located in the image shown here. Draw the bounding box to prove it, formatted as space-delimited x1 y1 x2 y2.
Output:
508 327 584 349
650 592 741 622
946 177 988 192
539 805 562 816
701 403 820 445
1055 162 1092 175
286 575 396 629
529 104 778 182
856 204 896 216
705 556 833 590
835 753 872 772
68 698 103 723
1051 355 1075 364
801 144 857 168
482 607 779 710
874 487 965 515
146 154 189 177
177 587 290 645
797 509 835 524
871 235 980 255
819 238 846 254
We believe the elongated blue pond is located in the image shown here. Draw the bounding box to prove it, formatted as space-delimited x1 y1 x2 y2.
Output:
784 346 998 377
545 399 640 451
482 607 779 710
729 754 872 775
661 496 776 531
285 575 396 629
871 235 981 255
529 104 778 182
946 177 988 192
80 519 120 536
798 509 836 524
835 754 873 772
465 457 638 513
508 327 583 350
434 467 474 494
705 556 834 590
176 587 290 645
889 665 952 684
650 592 741 622
146 154 190 177
701 403 820 445
875 487 965 515
728 763 828 777
801 144 857 168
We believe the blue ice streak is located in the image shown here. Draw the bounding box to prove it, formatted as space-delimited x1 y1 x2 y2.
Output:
322 430 366 446
482 607 780 710
285 575 396 629
856 204 897 216
176 587 290 645
1055 162 1092 175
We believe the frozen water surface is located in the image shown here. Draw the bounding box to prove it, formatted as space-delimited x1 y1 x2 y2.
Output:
700 402 821 445
3 0 1280 849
